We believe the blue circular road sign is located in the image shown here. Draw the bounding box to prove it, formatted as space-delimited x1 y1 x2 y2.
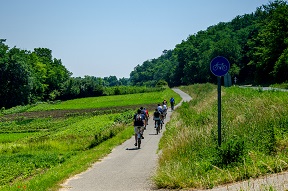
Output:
210 56 230 76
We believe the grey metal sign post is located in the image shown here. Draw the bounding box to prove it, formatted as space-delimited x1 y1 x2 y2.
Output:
210 56 230 146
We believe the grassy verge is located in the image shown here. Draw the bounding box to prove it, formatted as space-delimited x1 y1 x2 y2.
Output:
154 83 288 189
270 83 288 89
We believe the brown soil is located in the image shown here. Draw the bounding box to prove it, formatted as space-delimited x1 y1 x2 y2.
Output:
0 103 158 121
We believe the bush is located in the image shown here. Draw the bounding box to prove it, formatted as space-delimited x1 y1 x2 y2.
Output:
156 80 168 87
214 137 245 167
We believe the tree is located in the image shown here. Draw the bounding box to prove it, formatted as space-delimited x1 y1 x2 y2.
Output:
156 80 168 87
60 77 81 100
0 47 32 108
79 76 104 97
247 0 288 84
33 48 71 100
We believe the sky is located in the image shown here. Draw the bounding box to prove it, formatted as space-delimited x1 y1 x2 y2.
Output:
1 0 272 78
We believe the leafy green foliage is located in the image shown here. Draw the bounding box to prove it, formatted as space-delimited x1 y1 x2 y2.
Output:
0 152 69 186
102 86 166 96
0 44 71 109
130 0 288 86
214 138 245 167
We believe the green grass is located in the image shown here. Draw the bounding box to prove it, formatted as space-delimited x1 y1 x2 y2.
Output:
26 89 180 111
0 133 37 143
270 83 288 89
0 126 135 191
154 84 288 189
0 88 181 115
0 88 180 190
0 111 135 190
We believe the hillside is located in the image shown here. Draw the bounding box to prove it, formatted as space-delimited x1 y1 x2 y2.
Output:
130 0 288 87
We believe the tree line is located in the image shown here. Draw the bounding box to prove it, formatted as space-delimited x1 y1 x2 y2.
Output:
129 0 288 87
1 0 287 109
0 42 131 109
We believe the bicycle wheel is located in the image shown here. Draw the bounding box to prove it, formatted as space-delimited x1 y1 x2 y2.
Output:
156 121 160 134
137 137 141 149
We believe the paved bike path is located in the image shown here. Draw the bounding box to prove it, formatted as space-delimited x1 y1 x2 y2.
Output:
59 89 192 191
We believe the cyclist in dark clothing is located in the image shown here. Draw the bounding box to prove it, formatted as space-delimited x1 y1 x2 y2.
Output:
134 109 145 146
153 108 161 128
140 107 148 128
170 97 175 111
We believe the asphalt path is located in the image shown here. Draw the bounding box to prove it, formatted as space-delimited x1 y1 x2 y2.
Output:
59 88 192 191
239 85 288 92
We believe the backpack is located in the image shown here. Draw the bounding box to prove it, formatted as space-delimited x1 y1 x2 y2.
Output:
154 111 160 118
136 114 142 122
141 110 147 117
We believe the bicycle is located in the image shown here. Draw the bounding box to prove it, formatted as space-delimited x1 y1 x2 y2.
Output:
144 115 149 129
160 113 164 129
171 103 174 111
135 126 142 149
155 119 161 134
162 109 167 119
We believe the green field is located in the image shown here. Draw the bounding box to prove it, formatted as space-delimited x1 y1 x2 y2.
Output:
28 90 178 111
0 88 180 191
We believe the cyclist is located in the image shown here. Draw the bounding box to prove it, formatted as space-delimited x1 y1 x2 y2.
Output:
134 109 145 146
157 104 163 113
143 107 149 125
162 103 167 119
140 107 148 129
170 97 175 111
153 108 161 130
157 104 164 126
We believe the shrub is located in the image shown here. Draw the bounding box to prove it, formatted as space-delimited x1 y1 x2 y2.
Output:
214 137 245 167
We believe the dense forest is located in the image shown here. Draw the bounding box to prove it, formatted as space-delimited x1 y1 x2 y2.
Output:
1 0 287 109
130 0 288 87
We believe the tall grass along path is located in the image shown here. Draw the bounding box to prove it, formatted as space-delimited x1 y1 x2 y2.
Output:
59 88 192 191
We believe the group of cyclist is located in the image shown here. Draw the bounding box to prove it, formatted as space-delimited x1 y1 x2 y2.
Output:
133 97 175 148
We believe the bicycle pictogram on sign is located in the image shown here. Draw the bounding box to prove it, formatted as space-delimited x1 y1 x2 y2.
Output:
212 62 228 72
210 56 230 76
